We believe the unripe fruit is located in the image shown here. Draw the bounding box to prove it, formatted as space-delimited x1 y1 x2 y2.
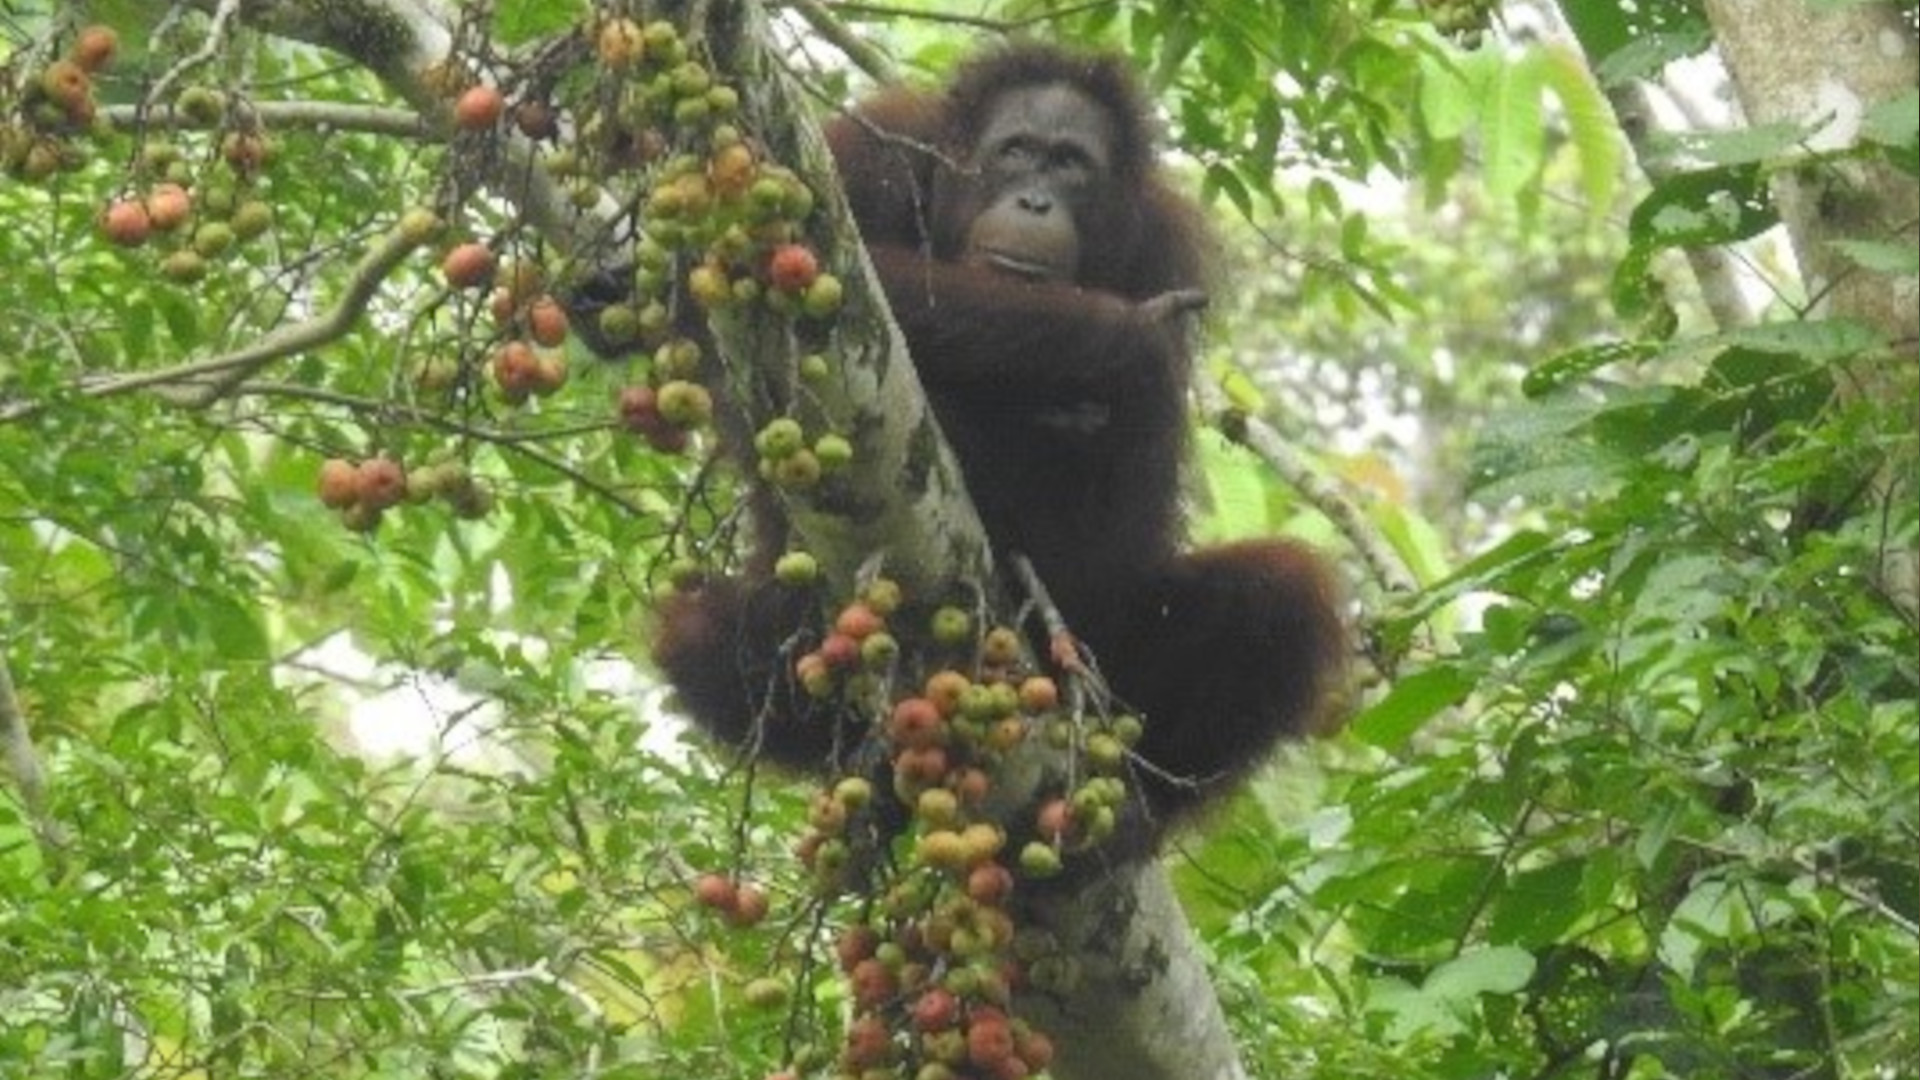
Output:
596 302 641 346
176 86 224 124
814 432 853 470
159 249 207 283
453 84 505 132
1018 841 1062 877
930 606 972 647
1085 732 1126 772
655 379 713 428
316 458 359 509
100 199 151 247
743 976 788 1008
396 207 443 245
191 221 236 258
441 242 495 289
773 550 819 587
833 776 873 810
754 417 806 460
801 273 845 317
229 199 273 240
772 449 822 491
686 262 732 308
860 631 899 668
339 502 383 534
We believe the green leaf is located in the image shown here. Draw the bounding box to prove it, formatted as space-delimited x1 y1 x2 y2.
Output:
1488 859 1591 946
1480 51 1546 201
1424 945 1537 1001
1523 340 1660 398
1831 239 1920 275
1351 665 1476 749
1419 50 1482 142
1540 44 1622 222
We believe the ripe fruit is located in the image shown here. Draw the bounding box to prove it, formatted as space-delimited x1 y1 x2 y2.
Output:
766 243 819 293
911 988 960 1032
1018 676 1059 714
531 351 568 396
99 199 151 247
441 242 495 289
708 142 756 196
316 458 359 509
512 100 557 139
981 625 1023 666
525 297 569 347
39 61 91 112
727 883 770 927
834 602 883 640
595 17 646 68
220 130 270 172
145 183 192 231
692 872 736 911
617 385 661 431
355 457 408 511
453 84 505 131
491 341 541 402
71 25 119 72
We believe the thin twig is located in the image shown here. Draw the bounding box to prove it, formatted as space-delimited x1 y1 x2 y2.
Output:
0 225 429 424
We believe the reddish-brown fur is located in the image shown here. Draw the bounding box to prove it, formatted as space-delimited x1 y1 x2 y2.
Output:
654 43 1345 831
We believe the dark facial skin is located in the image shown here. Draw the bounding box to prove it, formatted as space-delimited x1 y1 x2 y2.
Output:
958 85 1117 281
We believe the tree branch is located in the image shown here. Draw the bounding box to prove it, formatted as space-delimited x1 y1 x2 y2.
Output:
103 100 433 139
